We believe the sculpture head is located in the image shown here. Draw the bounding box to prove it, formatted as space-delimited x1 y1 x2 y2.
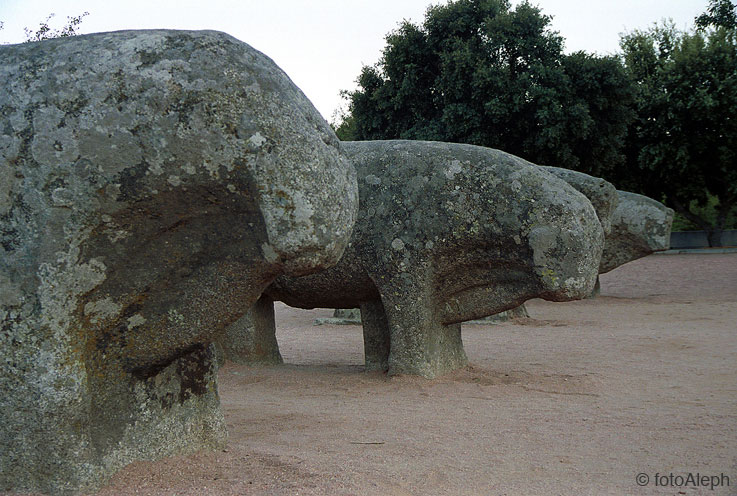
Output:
599 190 674 274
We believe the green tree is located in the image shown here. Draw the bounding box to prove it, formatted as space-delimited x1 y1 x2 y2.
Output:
552 52 635 177
619 22 737 246
337 0 634 177
695 0 736 29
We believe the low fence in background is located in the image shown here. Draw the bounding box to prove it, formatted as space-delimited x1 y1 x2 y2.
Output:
670 229 737 249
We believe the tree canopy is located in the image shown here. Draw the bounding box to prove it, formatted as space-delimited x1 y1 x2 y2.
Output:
619 18 737 245
695 0 736 30
337 0 737 245
337 0 634 178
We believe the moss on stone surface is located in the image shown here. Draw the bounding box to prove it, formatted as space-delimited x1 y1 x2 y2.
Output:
0 30 357 494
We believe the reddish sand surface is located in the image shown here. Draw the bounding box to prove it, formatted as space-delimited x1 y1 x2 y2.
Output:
87 253 736 495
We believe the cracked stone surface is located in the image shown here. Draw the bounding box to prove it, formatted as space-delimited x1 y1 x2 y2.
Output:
0 30 357 494
226 140 604 378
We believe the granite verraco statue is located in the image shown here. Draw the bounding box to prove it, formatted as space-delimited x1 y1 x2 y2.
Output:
0 30 358 493
226 140 605 379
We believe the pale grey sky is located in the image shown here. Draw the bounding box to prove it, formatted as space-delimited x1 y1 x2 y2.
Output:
0 0 707 121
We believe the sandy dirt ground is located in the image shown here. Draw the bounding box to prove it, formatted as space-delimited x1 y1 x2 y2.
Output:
83 253 737 495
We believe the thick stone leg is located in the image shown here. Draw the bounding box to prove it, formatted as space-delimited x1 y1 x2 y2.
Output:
1 342 226 494
218 295 282 366
382 298 468 379
390 321 467 378
360 300 391 372
92 343 227 474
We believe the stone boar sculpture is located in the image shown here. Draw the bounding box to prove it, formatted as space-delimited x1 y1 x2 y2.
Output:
0 30 358 494
600 190 674 274
268 165 618 328
304 165 619 327
226 140 605 378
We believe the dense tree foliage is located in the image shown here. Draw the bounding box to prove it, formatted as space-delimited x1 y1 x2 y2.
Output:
337 0 634 178
337 0 737 245
619 18 737 246
696 0 736 29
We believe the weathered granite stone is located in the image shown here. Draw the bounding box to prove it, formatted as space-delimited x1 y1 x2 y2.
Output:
242 140 604 378
323 304 530 325
317 168 617 325
218 296 282 365
312 307 362 325
0 30 357 494
301 166 616 332
333 308 362 320
539 167 618 236
599 190 674 274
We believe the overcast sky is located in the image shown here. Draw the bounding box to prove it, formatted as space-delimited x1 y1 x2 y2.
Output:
0 0 707 121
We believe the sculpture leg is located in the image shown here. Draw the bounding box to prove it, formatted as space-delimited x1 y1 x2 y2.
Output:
381 296 468 379
360 299 391 372
217 295 282 365
4 342 228 494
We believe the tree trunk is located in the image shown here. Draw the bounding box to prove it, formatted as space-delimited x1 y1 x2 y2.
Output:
706 227 723 248
670 198 723 247
708 196 736 248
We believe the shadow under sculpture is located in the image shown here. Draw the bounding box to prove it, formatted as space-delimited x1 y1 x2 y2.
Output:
223 140 605 378
0 30 358 494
